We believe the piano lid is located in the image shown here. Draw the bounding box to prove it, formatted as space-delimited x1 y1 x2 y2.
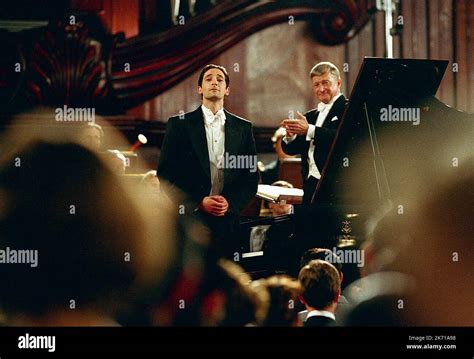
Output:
313 57 473 215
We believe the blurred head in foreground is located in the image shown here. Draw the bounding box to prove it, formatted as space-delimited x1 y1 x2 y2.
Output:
394 159 474 326
0 114 177 325
254 275 301 327
343 159 473 326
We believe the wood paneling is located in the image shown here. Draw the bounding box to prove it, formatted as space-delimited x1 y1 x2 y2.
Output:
373 11 386 58
102 0 139 38
400 0 429 59
469 0 474 114
462 0 474 113
217 40 247 117
439 0 454 105
455 0 468 111
413 0 428 58
71 0 139 38
402 0 413 58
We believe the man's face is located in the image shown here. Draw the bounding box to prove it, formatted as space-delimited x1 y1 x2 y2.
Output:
311 71 341 104
198 68 229 101
268 201 291 217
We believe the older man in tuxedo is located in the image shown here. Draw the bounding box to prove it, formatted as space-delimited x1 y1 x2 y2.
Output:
157 64 258 258
281 62 347 204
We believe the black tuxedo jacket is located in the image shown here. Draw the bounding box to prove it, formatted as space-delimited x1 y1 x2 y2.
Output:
157 107 259 215
282 95 347 182
304 315 337 327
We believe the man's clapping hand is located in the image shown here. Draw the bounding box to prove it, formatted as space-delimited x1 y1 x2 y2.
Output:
280 111 309 136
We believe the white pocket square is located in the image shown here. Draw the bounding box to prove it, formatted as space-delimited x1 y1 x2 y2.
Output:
330 116 338 122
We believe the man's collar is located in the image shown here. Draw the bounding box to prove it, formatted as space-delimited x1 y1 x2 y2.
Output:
306 309 336 321
201 104 226 119
317 92 343 112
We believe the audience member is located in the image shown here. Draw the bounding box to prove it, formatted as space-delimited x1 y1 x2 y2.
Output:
0 118 175 326
298 259 341 326
254 275 301 326
298 248 350 322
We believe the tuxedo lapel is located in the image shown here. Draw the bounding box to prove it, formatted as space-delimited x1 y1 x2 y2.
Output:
323 95 346 128
224 111 244 183
186 107 211 179
306 110 318 126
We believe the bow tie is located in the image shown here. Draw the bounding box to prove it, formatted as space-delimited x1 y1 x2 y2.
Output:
317 102 332 112
204 111 226 126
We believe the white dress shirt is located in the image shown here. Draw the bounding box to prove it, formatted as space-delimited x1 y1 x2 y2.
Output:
283 92 342 179
249 224 271 252
202 105 226 195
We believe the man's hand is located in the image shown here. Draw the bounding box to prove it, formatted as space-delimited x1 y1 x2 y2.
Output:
199 195 229 216
281 111 309 136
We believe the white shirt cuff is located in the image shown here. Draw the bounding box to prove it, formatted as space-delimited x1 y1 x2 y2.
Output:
306 124 316 141
282 134 297 144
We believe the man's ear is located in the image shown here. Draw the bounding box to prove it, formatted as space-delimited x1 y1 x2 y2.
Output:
298 294 306 305
334 288 341 303
198 86 203 95
225 87 230 96
336 78 342 90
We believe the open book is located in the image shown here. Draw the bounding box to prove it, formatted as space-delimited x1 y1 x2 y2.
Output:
256 184 304 204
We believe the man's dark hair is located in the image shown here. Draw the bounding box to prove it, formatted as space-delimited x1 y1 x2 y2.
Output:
300 247 343 274
198 64 230 88
298 260 340 310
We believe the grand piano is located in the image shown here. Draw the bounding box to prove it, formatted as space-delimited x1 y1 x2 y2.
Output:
240 57 473 277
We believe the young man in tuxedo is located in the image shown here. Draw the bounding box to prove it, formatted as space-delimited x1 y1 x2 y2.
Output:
281 62 348 204
157 64 258 258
